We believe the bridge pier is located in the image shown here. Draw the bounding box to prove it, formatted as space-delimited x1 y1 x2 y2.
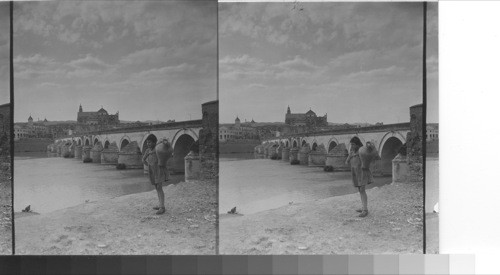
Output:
281 147 290 161
268 144 278 159
61 144 70 157
90 142 103 163
56 142 62 157
289 147 299 163
101 142 118 165
184 151 201 182
276 145 283 160
82 146 92 161
325 144 350 171
117 141 142 169
392 153 408 183
308 144 326 167
68 142 75 157
74 145 82 159
298 144 310 165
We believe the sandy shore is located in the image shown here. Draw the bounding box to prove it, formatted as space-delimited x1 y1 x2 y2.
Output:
220 181 423 254
15 179 217 255
0 157 12 255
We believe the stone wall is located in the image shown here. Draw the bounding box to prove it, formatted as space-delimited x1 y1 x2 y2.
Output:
199 100 218 180
0 103 10 156
406 104 423 182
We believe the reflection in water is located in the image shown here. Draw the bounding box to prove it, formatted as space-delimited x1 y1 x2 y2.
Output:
220 157 392 215
14 157 183 213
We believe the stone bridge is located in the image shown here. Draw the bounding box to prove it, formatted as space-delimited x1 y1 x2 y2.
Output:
257 122 411 176
48 100 219 181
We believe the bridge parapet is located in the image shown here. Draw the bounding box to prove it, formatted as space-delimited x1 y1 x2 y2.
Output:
264 122 411 141
57 119 203 140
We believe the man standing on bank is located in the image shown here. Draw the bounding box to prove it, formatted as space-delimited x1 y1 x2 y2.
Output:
143 137 172 215
346 139 380 217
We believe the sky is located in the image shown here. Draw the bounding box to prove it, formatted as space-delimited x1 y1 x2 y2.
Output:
13 1 217 123
219 2 438 124
0 2 9 104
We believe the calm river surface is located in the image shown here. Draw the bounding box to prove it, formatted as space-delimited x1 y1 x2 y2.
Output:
14 156 183 214
219 156 392 215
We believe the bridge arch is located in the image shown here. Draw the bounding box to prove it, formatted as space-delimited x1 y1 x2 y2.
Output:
84 137 90 146
75 137 82 146
93 136 101 146
292 139 298 148
172 129 199 149
172 133 197 174
103 139 110 149
119 136 131 151
327 137 340 152
378 131 406 153
285 140 290 147
378 132 406 175
301 139 307 147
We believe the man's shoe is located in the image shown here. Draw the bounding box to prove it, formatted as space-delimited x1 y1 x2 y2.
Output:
358 210 368 217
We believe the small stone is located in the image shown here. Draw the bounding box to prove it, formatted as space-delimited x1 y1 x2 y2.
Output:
189 224 199 229
298 246 308 250
392 227 402 231
195 244 206 249
97 244 107 248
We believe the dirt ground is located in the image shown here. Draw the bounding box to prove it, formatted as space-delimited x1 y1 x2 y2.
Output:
220 181 423 254
426 212 439 254
0 155 12 255
15 179 217 255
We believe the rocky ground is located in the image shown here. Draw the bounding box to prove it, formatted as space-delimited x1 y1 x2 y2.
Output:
15 179 217 255
0 155 12 255
220 181 423 254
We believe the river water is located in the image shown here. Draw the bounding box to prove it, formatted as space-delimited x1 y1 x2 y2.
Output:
219 155 392 215
14 156 183 214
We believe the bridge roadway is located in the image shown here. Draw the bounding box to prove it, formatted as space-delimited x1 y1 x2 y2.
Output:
261 122 411 175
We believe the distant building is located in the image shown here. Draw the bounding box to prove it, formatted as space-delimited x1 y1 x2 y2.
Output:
219 116 258 142
77 105 119 126
426 123 439 141
14 115 53 140
285 106 327 128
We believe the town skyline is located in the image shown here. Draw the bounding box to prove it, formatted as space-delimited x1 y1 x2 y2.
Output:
13 1 217 123
219 2 438 125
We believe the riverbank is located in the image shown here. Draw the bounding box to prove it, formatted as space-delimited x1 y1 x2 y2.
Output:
15 179 217 255
220 181 423 254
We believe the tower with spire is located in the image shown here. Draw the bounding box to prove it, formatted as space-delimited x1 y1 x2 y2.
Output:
235 116 241 128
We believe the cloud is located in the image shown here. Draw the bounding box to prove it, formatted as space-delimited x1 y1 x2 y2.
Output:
69 54 111 71
132 63 196 81
276 55 320 72
119 47 168 66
